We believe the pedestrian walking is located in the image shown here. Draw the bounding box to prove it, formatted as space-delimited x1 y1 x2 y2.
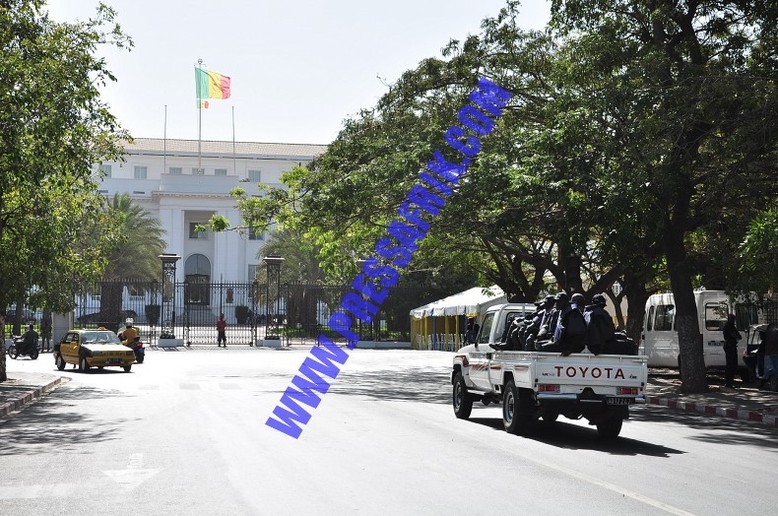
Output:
722 313 741 388
217 313 227 348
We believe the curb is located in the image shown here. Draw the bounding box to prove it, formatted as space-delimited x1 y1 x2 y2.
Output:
0 376 64 418
646 395 778 428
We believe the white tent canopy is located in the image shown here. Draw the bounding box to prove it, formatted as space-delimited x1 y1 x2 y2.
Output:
410 286 507 318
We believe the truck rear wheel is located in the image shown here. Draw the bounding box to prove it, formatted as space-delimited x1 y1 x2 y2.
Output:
453 372 473 419
503 379 532 435
596 417 623 440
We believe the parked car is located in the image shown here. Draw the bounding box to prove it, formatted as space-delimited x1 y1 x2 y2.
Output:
77 309 138 324
54 329 135 373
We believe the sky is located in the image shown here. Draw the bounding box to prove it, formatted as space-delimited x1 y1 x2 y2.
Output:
46 0 551 145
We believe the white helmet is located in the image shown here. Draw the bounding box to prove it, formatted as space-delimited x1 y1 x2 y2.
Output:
125 318 134 326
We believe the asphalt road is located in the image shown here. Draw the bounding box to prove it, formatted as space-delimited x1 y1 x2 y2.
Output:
1 349 776 515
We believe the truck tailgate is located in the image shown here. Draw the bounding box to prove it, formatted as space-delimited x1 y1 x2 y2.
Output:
533 354 648 391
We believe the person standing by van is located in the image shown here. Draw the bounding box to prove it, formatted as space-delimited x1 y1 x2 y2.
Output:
722 314 741 388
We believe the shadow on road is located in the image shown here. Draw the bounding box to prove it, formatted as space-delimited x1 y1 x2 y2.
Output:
466 416 684 457
328 367 451 404
0 382 129 456
630 405 778 447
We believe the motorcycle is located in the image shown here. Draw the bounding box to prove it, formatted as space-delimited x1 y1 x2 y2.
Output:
123 336 145 364
7 335 39 360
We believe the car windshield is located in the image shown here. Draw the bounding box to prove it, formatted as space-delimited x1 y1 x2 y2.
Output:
81 331 121 345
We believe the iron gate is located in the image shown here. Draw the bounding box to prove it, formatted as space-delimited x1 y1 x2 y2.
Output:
74 280 442 346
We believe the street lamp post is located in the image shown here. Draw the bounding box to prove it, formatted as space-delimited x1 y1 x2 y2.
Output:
263 255 284 341
159 254 181 340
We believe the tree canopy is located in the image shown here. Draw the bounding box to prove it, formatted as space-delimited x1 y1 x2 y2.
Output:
225 1 778 392
0 0 132 380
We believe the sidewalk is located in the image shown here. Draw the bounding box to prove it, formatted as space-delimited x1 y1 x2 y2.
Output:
1 367 776 427
645 369 778 428
0 371 65 418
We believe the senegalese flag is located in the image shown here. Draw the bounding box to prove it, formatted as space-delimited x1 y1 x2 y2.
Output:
195 67 231 108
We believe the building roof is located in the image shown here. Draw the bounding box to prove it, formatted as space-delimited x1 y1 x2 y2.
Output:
123 138 328 160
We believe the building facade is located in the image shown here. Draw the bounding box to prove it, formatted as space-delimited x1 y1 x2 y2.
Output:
96 137 327 285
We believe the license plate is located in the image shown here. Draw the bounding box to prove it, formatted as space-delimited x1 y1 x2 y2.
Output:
606 397 633 406
107 358 120 364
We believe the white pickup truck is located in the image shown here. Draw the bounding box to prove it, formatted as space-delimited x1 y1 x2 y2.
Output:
452 303 648 439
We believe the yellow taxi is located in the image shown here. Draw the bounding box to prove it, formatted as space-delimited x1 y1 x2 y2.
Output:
54 329 135 373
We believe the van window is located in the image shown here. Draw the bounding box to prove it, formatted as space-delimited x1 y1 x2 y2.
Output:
704 302 729 331
478 313 495 344
654 304 675 331
646 306 655 331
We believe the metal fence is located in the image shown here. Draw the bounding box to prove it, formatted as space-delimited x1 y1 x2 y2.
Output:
73 280 443 346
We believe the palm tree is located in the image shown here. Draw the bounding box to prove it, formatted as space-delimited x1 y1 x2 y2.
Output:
97 193 167 325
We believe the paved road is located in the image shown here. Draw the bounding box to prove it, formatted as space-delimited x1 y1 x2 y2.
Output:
1 349 777 515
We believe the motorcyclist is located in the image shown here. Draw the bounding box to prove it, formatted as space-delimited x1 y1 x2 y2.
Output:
22 324 39 355
118 319 139 347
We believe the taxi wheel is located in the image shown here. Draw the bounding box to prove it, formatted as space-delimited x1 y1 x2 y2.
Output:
55 354 66 371
79 357 90 374
123 365 132 373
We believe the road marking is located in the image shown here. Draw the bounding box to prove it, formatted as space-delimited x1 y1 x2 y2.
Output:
103 453 161 490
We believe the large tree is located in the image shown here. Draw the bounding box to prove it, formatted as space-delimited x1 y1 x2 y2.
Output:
93 193 166 324
0 1 131 381
548 0 778 391
215 1 778 393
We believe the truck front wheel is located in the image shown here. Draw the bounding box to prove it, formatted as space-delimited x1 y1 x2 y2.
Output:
503 379 532 435
453 372 473 419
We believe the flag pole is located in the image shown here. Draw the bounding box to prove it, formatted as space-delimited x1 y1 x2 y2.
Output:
197 58 204 172
232 105 237 175
163 104 168 174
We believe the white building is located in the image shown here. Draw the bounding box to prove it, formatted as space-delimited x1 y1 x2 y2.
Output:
96 137 327 284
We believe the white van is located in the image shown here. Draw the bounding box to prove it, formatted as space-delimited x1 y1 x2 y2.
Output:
641 290 756 370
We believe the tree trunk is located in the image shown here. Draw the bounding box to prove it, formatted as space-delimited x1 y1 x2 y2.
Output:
622 271 649 345
665 228 708 393
12 297 24 336
0 314 6 382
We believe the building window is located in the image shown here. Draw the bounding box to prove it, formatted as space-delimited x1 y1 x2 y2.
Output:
248 226 264 240
134 166 147 179
248 264 258 281
192 167 205 175
215 168 227 176
169 167 182 175
189 222 208 240
248 169 262 182
99 164 112 177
